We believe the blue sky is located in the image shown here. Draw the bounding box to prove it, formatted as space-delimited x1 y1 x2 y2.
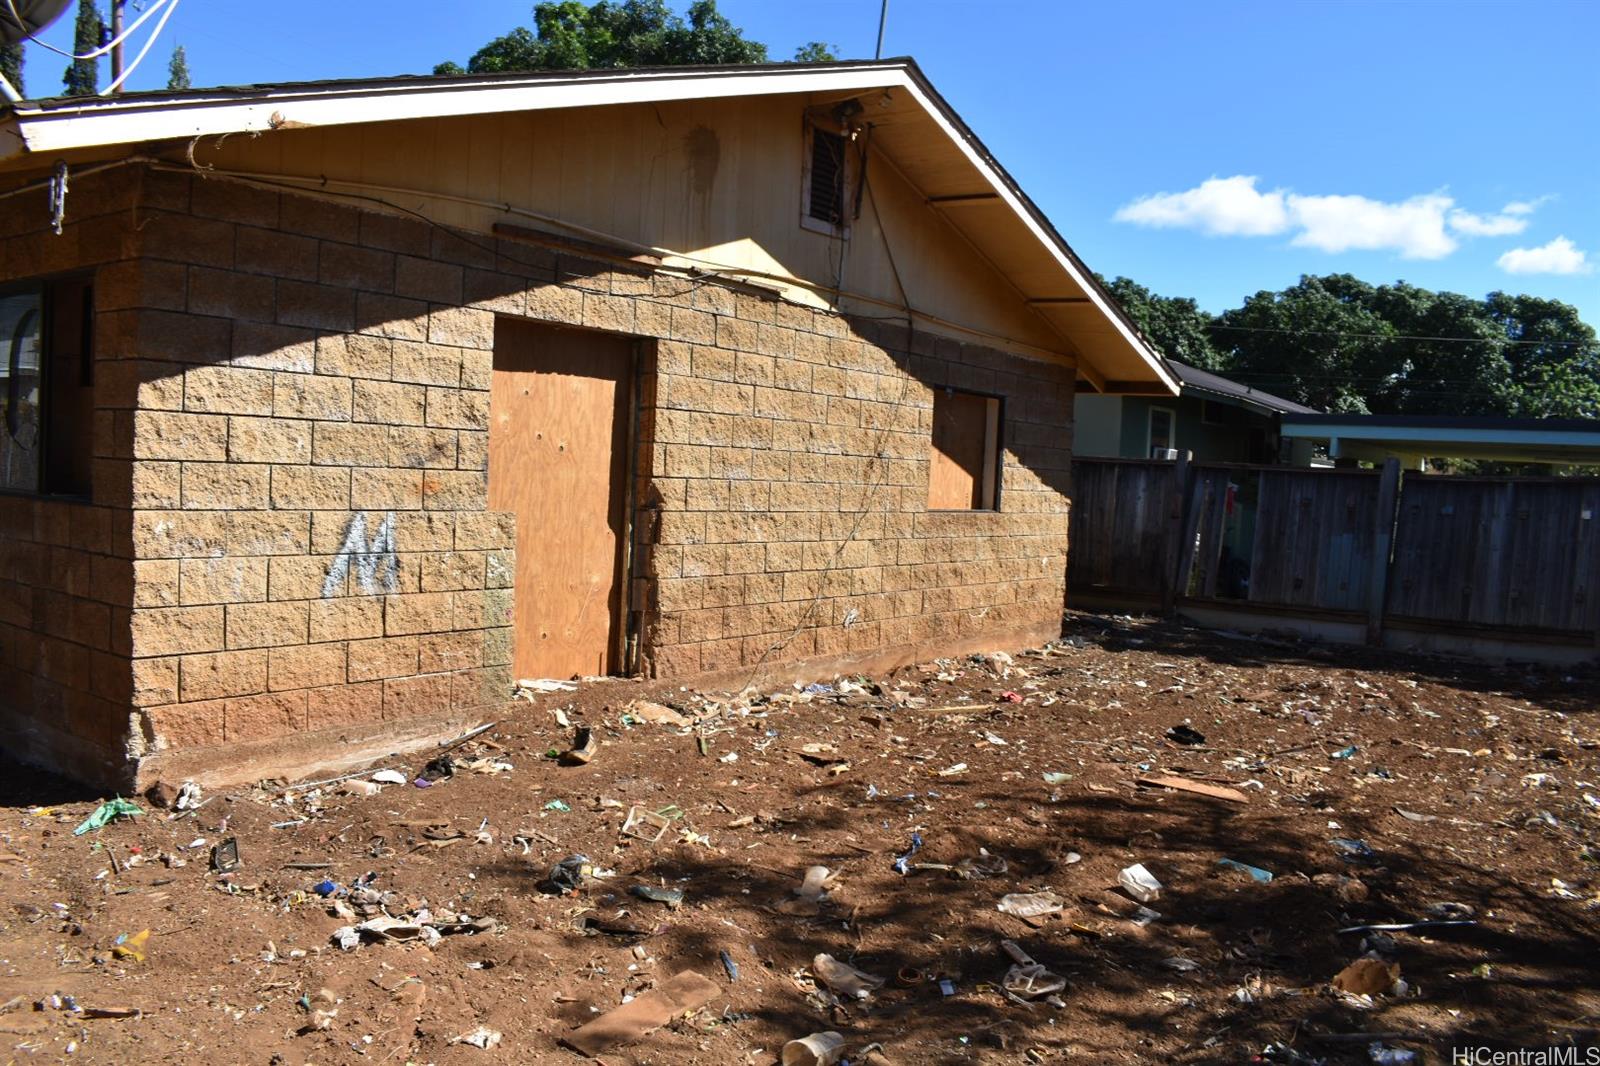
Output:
14 0 1600 325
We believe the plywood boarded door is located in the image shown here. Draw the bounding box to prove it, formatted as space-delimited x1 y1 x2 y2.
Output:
490 321 632 680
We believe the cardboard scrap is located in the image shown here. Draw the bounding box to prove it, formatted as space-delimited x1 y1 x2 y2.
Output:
1136 774 1249 804
1331 957 1400 996
563 970 720 1055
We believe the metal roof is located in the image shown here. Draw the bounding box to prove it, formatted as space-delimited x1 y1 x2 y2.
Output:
1281 413 1600 464
1167 359 1319 416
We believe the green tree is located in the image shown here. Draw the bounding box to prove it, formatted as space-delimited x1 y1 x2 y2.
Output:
166 43 191 90
62 0 103 97
792 41 838 62
1098 275 1224 370
1212 274 1396 413
435 0 768 75
0 41 23 97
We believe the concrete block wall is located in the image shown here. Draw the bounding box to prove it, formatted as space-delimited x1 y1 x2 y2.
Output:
0 167 142 784
0 163 1074 784
115 169 514 765
637 301 1076 678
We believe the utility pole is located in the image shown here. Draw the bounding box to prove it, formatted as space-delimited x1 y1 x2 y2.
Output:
108 0 123 92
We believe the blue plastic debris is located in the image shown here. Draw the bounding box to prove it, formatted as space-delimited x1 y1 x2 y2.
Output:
1331 838 1377 863
891 832 924 875
720 949 739 982
312 879 339 897
1330 745 1359 760
1216 858 1274 883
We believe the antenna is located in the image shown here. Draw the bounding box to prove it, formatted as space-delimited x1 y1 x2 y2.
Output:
875 0 888 60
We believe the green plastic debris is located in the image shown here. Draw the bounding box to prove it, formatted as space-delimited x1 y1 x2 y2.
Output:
542 799 571 813
74 798 143 836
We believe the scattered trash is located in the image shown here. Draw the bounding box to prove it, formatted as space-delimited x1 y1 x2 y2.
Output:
542 855 597 895
1331 745 1360 760
720 949 740 982
561 728 598 765
1165 723 1206 746
371 769 407 785
1136 774 1248 803
621 805 671 843
110 929 150 963
1368 1044 1416 1065
1337 918 1476 934
1000 691 1024 703
1426 901 1475 920
421 754 455 782
562 970 720 1055
718 751 739 764
999 939 1067 998
1393 807 1435 823
74 799 142 836
174 781 203 811
451 1025 503 1050
1042 772 1072 785
1331 838 1378 864
626 700 691 727
1217 858 1273 883
1161 956 1201 972
937 762 969 776
1118 863 1162 903
782 1031 846 1066
517 678 578 694
1331 958 1401 996
997 891 1065 919
543 799 572 813
629 884 684 907
797 865 833 901
211 837 240 874
812 953 885 999
891 832 924 874
312 879 339 897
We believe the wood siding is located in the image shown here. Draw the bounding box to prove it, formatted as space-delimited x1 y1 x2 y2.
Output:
192 95 1068 359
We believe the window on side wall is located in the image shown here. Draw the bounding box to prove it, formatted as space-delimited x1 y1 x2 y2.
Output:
927 387 1001 511
0 277 94 498
801 119 857 236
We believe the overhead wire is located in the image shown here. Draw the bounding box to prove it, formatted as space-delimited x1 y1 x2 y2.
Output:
5 0 174 62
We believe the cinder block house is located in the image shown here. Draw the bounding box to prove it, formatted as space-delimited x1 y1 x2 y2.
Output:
0 59 1176 788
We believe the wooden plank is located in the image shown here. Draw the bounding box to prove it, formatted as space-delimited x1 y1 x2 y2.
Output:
1171 459 1205 606
1198 471 1230 598
489 320 632 680
1367 458 1400 644
563 970 721 1055
1160 450 1192 614
928 390 996 510
1136 774 1248 804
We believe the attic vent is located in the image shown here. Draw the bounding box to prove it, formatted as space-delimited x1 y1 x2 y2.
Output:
807 128 847 227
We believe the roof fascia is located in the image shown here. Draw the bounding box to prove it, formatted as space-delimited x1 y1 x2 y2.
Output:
2 64 910 160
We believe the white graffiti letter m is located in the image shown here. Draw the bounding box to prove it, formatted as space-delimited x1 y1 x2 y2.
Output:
322 511 401 598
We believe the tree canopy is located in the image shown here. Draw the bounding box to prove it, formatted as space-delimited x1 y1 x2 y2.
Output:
435 0 778 76
1102 273 1600 420
62 0 103 97
167 44 191 91
0 41 23 97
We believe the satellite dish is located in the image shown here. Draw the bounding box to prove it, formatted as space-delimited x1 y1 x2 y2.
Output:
0 0 74 44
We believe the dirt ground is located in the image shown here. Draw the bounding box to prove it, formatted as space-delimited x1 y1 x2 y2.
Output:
2 612 1598 1065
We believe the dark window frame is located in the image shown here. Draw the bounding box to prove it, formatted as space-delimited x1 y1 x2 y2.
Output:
800 118 857 238
0 273 95 501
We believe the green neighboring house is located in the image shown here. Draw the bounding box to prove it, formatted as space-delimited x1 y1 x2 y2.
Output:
1074 359 1321 465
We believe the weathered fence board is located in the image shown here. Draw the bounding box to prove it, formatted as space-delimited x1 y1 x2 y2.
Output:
1388 477 1600 633
1067 459 1177 598
1070 457 1600 648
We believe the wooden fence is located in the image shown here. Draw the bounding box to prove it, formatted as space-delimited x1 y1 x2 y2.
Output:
1069 456 1600 650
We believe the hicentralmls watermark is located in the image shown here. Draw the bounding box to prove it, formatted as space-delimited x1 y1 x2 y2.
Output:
1452 1049 1600 1066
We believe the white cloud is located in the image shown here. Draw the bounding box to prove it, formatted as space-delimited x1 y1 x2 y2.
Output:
1114 177 1551 261
1448 203 1533 237
1290 192 1457 259
1496 236 1593 276
1112 175 1290 237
